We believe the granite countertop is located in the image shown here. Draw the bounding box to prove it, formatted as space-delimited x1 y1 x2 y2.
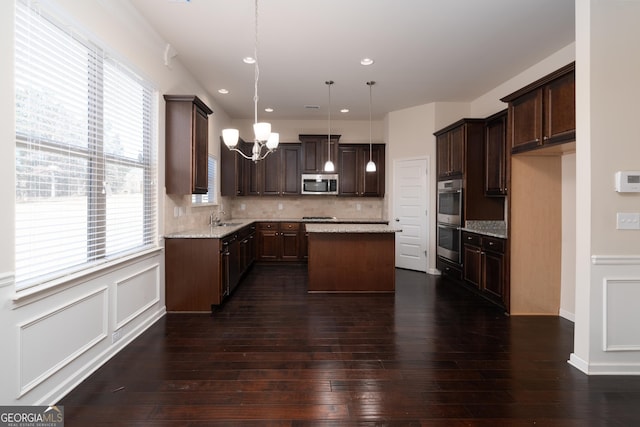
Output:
305 223 401 234
460 220 508 239
164 217 391 239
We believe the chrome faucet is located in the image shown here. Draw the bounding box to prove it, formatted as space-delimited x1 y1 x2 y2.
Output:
210 210 225 226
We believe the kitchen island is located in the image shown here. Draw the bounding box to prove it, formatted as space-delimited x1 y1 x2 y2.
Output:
305 223 401 293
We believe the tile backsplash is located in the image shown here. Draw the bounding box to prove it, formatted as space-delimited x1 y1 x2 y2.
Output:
228 196 385 220
164 194 386 234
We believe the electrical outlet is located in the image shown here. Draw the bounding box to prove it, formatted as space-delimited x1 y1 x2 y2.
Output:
278 203 283 210
112 329 122 344
240 203 246 211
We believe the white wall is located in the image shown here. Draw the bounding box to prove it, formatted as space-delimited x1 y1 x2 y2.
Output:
0 0 224 405
561 154 577 321
570 0 640 375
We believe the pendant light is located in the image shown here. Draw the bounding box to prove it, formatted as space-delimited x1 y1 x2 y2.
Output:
324 80 335 172
365 81 377 173
222 0 278 162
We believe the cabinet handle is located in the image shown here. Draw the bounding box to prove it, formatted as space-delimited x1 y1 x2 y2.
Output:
467 236 472 240
488 241 494 246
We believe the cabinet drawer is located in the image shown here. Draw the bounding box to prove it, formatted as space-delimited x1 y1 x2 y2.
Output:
257 222 278 230
462 232 481 247
482 236 505 253
280 222 300 231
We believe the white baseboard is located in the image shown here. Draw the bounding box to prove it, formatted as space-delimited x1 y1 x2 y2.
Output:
559 308 575 322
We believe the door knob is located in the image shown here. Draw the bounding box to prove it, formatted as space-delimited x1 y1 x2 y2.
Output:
395 218 400 222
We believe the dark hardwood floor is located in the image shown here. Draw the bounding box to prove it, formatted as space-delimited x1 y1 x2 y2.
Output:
59 264 640 426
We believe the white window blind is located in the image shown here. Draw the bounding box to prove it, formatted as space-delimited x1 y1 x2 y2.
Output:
14 0 158 289
192 155 217 205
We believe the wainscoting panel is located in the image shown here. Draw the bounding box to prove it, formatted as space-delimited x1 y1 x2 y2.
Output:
603 277 640 351
18 287 108 396
114 263 160 330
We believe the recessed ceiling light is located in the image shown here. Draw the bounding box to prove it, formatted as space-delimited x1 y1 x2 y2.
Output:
340 108 349 113
265 107 274 113
243 56 256 64
360 58 374 66
218 89 229 94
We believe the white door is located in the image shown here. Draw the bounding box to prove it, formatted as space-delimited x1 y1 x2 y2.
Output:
393 158 428 271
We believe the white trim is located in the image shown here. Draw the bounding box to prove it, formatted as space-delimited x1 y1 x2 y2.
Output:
592 255 640 265
428 268 441 276
602 277 640 352
33 308 166 406
114 263 160 330
18 287 109 397
559 308 575 322
568 353 589 374
12 247 163 306
0 271 15 289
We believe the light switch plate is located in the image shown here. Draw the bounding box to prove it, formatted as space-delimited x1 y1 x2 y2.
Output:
616 212 640 230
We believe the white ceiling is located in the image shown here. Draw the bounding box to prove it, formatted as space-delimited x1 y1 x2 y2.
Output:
129 0 575 120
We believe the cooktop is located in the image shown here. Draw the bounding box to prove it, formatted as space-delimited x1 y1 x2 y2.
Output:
302 216 337 220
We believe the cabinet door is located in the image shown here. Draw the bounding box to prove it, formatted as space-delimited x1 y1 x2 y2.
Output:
300 135 339 173
245 155 261 196
338 146 359 196
448 126 464 177
280 223 300 260
261 151 281 196
485 111 507 196
544 71 575 144
436 133 450 178
463 245 482 289
227 236 241 293
361 145 385 197
220 137 244 197
192 105 209 194
300 230 309 260
257 223 279 260
483 250 505 299
509 88 543 153
281 144 301 195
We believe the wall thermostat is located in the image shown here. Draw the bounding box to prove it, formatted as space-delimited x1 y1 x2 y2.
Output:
615 171 640 192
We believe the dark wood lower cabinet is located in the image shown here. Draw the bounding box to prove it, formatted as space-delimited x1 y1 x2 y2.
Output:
165 224 256 312
256 222 304 261
436 256 463 282
462 231 506 308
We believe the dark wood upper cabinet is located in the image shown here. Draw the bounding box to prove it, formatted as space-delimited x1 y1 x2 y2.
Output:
299 134 340 173
435 119 504 221
501 62 575 154
164 95 213 194
484 110 508 196
338 144 385 197
220 137 246 197
436 125 464 179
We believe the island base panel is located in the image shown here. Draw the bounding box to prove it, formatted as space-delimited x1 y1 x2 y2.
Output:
307 233 395 292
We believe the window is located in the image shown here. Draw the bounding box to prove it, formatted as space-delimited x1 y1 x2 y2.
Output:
14 0 158 290
192 155 218 205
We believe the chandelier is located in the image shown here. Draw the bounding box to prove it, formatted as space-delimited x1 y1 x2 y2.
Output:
222 0 278 162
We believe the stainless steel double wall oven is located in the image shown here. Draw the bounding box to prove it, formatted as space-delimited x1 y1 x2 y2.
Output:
436 179 462 264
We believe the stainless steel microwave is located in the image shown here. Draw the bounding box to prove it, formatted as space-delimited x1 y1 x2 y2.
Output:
301 174 339 195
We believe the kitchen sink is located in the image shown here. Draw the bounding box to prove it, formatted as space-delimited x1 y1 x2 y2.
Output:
216 222 243 227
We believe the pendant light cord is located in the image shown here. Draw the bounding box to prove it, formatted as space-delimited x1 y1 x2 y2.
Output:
367 81 375 163
253 0 260 127
326 80 334 162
